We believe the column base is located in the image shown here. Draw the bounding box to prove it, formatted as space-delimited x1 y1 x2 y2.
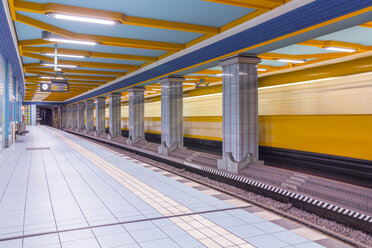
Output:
94 131 102 137
158 141 184 156
127 136 145 146
107 132 122 140
217 152 263 174
84 129 94 134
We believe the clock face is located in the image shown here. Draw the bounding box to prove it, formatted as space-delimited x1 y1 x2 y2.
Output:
41 83 50 91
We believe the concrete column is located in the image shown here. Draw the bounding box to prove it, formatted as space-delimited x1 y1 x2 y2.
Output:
85 100 94 133
217 54 262 174
66 105 71 129
61 106 66 129
158 76 184 155
57 106 61 129
77 102 85 130
94 97 106 136
127 87 145 145
1 61 10 148
71 104 77 129
107 93 121 140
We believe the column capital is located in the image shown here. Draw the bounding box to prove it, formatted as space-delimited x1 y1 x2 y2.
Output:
219 54 261 67
95 97 106 101
109 92 122 97
160 76 185 84
85 99 94 103
128 87 145 93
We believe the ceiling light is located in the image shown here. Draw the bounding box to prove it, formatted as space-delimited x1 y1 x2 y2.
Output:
41 63 77 68
323 46 357 52
183 82 196 85
43 53 86 58
46 13 119 25
47 38 97 46
42 31 98 46
257 68 268 72
38 76 64 80
276 59 306 64
145 91 159 93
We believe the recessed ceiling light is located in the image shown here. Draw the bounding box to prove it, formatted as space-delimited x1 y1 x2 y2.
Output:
276 59 306 64
323 46 357 52
43 53 86 58
257 68 268 71
46 13 119 25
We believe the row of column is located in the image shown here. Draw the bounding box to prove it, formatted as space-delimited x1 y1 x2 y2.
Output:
61 54 261 174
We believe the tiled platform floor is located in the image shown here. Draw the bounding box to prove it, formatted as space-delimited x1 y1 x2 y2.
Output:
0 126 352 248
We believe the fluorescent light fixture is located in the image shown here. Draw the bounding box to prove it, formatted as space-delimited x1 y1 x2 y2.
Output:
323 46 357 52
47 37 97 46
41 63 77 68
145 91 159 93
257 68 268 72
38 76 64 80
42 31 98 46
276 59 306 64
43 53 86 58
183 82 196 85
46 13 119 25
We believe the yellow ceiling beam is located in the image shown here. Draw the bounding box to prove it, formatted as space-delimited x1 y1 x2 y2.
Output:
22 53 140 70
203 0 285 10
24 67 126 76
15 13 184 51
298 40 371 52
26 75 112 81
18 39 55 47
259 52 353 60
21 46 157 62
13 0 219 34
359 22 372 28
194 70 222 75
26 82 99 88
185 76 222 80
26 79 106 85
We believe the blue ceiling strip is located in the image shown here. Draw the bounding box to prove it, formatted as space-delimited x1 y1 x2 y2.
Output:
0 2 24 92
61 0 371 104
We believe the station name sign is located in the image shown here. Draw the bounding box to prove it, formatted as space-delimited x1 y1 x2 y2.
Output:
40 81 69 92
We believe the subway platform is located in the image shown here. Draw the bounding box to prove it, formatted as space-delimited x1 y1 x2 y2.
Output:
0 126 352 248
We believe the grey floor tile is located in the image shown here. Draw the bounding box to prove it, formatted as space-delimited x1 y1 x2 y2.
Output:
129 227 167 243
96 232 136 247
0 239 22 248
61 238 101 248
245 234 290 248
171 235 203 248
253 221 287 233
139 238 181 248
273 230 311 245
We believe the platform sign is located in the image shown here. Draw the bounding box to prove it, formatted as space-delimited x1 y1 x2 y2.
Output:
40 82 69 92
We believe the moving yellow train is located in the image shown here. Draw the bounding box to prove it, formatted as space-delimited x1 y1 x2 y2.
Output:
98 71 372 162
